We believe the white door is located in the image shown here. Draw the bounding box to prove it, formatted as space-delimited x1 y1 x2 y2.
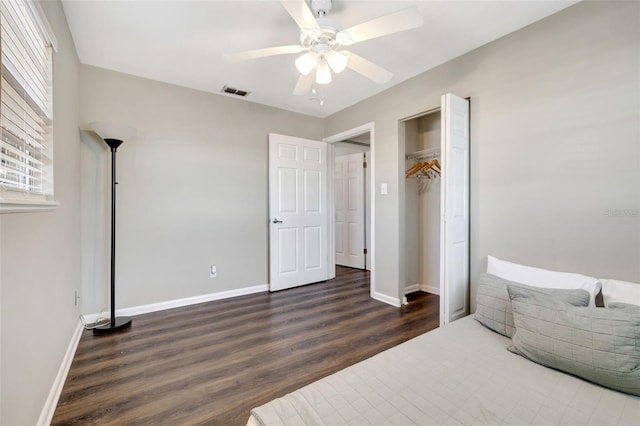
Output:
440 94 470 325
269 133 329 291
335 152 366 269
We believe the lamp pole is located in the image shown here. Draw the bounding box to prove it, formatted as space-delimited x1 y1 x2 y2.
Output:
93 138 132 334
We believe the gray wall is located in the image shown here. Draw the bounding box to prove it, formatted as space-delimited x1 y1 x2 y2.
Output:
79 66 324 312
2 1 639 423
0 1 81 424
325 1 640 305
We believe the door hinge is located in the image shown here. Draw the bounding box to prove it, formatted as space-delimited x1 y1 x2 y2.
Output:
364 248 368 254
363 161 367 168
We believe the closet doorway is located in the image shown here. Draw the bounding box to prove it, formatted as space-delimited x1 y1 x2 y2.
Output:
403 93 470 326
404 109 441 296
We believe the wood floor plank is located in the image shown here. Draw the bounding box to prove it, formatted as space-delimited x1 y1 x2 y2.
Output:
53 267 439 425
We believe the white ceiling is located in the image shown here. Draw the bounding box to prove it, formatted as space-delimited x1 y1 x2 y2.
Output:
61 0 578 118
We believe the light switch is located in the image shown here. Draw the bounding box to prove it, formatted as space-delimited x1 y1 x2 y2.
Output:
380 183 388 195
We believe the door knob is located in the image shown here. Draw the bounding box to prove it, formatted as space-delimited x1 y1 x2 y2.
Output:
272 218 283 224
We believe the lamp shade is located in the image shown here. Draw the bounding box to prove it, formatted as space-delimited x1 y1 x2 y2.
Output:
295 52 317 76
315 58 332 84
89 122 136 141
326 50 348 74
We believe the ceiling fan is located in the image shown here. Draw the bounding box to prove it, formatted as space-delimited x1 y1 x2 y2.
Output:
224 0 424 95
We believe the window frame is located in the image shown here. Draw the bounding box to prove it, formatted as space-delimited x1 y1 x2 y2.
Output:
0 0 58 213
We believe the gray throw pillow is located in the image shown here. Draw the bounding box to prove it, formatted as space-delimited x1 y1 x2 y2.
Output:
507 284 640 397
474 274 590 337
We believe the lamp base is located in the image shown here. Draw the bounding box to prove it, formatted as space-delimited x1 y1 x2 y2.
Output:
93 316 132 335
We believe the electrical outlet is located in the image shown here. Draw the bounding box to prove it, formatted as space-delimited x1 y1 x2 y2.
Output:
74 290 80 306
210 265 217 278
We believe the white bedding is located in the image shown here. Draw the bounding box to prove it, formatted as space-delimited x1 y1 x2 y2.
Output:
248 316 640 425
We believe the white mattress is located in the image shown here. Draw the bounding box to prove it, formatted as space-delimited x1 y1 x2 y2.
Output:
248 316 640 425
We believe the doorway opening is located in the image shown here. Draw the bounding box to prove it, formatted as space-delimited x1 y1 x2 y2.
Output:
333 137 371 271
403 107 442 298
324 122 377 301
400 94 470 326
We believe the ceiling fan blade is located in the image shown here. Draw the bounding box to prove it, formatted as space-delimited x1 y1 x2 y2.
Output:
293 73 314 95
280 0 319 31
343 51 393 84
224 45 304 62
337 8 423 46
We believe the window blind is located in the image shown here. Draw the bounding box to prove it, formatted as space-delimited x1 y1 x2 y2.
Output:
0 0 53 199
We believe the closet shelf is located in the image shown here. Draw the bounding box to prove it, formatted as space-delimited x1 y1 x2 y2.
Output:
406 148 441 160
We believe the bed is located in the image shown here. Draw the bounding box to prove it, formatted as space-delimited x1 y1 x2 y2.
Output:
248 256 640 426
247 316 639 425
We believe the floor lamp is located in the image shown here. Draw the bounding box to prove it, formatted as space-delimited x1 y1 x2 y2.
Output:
90 122 134 335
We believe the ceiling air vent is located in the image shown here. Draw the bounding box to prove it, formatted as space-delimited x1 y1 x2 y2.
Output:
221 86 250 97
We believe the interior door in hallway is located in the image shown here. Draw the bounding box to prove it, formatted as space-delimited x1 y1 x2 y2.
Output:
335 152 366 269
269 133 329 291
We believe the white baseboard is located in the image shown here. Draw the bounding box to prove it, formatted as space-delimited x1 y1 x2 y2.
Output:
423 284 440 295
372 291 401 307
45 283 269 424
404 283 420 294
37 320 84 426
404 283 440 296
116 284 269 317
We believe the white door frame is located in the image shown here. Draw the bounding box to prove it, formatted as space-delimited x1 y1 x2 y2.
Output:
324 122 376 299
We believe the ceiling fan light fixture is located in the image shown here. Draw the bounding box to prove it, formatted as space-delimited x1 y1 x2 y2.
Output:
325 50 348 74
335 31 353 46
315 58 332 84
295 52 317 75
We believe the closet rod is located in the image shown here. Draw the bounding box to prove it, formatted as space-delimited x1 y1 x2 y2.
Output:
405 147 441 160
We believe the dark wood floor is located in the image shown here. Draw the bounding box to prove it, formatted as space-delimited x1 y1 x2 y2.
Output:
53 266 439 425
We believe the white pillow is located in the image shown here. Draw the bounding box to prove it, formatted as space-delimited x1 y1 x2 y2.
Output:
601 279 640 307
486 255 601 306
